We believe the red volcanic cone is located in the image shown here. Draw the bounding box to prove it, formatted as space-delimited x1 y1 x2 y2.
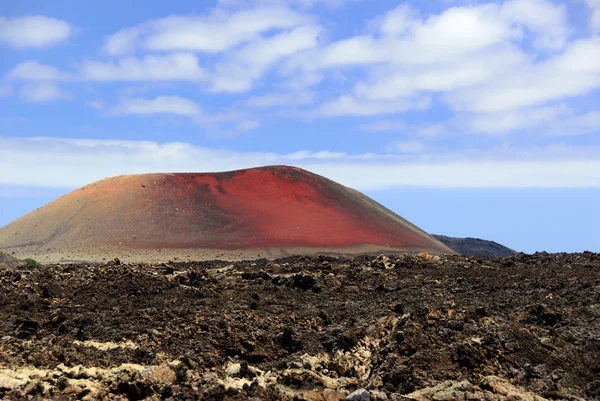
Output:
0 166 453 261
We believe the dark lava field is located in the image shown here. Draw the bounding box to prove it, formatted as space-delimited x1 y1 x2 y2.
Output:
0 252 599 400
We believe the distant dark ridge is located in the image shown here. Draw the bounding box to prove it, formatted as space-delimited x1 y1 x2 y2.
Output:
432 235 517 258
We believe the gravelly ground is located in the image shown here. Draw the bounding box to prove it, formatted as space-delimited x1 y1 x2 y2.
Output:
0 252 598 400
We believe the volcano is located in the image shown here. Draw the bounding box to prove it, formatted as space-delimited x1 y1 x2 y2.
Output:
0 166 453 261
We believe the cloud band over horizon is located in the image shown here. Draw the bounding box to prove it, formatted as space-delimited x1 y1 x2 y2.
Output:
1 137 599 190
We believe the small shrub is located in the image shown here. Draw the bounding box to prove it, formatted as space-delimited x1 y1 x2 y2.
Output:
24 258 41 267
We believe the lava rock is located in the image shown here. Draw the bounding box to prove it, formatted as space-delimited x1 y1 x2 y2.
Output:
41 282 63 298
344 388 370 400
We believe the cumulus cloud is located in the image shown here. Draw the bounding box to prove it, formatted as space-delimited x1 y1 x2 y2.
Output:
584 0 600 32
286 150 347 160
218 0 358 9
445 37 600 113
352 47 526 101
357 120 407 132
6 61 74 81
19 82 69 103
467 104 572 134
6 10 319 93
210 24 321 92
318 95 431 117
547 111 600 136
245 90 316 108
357 121 449 138
2 0 598 138
1 137 599 189
107 95 260 135
102 6 313 55
0 16 71 48
80 53 208 82
282 0 591 121
502 0 570 51
386 140 426 153
87 99 105 110
236 119 261 131
290 3 522 70
113 96 202 116
6 54 208 83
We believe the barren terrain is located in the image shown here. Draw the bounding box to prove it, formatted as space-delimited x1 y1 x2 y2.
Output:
1 252 598 400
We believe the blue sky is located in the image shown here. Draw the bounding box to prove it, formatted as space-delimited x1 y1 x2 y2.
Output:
1 0 599 253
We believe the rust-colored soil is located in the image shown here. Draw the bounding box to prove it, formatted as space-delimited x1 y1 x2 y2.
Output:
0 166 452 261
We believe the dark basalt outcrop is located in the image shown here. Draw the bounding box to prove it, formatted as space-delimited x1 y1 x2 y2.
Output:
432 234 517 257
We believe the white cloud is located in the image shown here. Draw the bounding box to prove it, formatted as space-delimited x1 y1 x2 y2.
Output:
218 0 357 9
318 95 431 117
501 0 570 51
358 108 598 139
93 5 322 92
7 24 319 93
108 95 259 136
236 119 261 131
406 5 517 61
357 120 449 138
583 0 600 32
375 3 419 37
415 124 449 138
2 0 598 136
352 46 526 101
210 25 321 92
467 104 571 134
286 150 347 160
19 82 69 103
81 53 208 82
386 140 426 153
307 160 600 189
6 54 208 83
1 137 599 189
6 61 73 81
290 3 523 70
102 27 142 56
87 99 105 110
281 0 588 116
103 6 313 56
245 90 315 108
594 12 600 32
317 35 383 66
446 37 600 113
0 16 71 48
113 96 202 116
548 111 600 136
357 120 407 132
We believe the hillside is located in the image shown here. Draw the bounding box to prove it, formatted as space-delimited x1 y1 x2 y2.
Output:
0 251 22 269
432 234 517 257
0 166 453 262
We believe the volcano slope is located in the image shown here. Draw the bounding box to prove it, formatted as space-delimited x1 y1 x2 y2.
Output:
0 252 598 400
0 166 452 263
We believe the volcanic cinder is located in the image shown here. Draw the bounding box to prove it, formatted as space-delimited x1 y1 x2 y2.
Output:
0 166 453 262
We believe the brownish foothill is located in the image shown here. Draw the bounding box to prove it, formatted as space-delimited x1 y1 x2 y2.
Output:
0 251 22 270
